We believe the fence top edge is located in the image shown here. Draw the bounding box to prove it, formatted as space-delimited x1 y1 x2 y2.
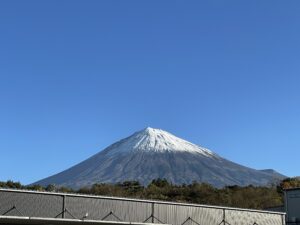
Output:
0 188 286 215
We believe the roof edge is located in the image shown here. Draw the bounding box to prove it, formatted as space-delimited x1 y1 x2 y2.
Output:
0 188 286 215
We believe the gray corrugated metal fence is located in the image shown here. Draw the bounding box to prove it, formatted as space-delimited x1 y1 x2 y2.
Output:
0 189 285 225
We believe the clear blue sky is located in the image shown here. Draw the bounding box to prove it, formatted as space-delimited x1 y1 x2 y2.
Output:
1 1 299 184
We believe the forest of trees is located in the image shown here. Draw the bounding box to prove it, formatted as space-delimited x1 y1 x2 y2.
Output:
1 178 300 210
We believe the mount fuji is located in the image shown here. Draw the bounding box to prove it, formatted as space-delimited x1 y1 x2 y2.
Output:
35 127 285 189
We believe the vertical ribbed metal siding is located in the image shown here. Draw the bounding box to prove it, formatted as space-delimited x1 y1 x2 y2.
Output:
225 209 283 225
154 203 223 225
65 196 152 222
0 189 285 225
0 191 63 218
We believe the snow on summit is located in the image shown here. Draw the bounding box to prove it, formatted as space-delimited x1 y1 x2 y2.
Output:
108 127 216 157
34 127 286 188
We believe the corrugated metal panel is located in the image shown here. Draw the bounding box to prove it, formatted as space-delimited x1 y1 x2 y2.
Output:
0 215 168 225
65 196 152 222
225 209 284 225
0 189 286 225
0 191 63 218
154 203 223 225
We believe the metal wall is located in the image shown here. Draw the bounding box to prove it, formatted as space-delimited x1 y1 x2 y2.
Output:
0 189 285 225
285 188 300 224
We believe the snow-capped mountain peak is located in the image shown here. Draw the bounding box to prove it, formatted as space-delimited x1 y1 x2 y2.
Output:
108 127 216 157
34 127 286 189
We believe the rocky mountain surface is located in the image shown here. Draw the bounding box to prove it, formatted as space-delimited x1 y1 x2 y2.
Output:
35 127 286 189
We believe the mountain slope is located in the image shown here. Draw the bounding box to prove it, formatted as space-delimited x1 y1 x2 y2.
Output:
35 127 285 188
